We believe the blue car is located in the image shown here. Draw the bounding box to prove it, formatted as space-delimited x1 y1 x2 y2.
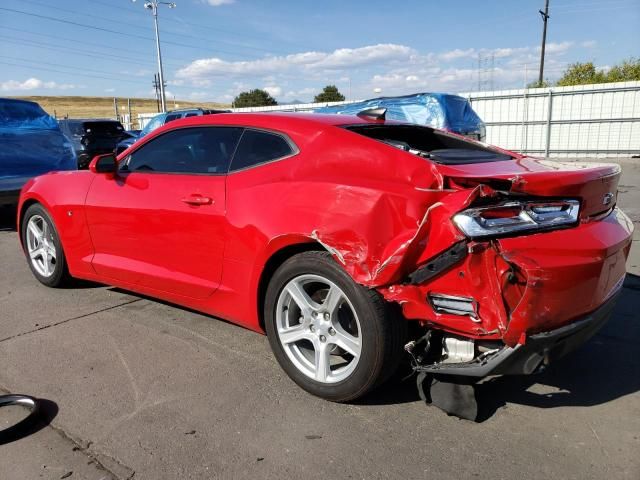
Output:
315 93 486 141
115 108 229 155
0 98 76 207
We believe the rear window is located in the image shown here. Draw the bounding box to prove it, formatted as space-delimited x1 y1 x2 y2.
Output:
61 121 84 136
345 124 512 165
82 121 124 137
230 129 295 171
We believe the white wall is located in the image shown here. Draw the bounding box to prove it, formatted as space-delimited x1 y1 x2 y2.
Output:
461 81 640 158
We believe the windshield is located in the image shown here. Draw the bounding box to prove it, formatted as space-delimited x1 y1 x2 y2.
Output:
140 114 165 137
345 124 513 165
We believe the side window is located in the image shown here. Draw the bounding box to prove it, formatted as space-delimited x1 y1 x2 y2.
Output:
184 112 199 118
122 127 243 174
164 113 182 123
230 129 295 171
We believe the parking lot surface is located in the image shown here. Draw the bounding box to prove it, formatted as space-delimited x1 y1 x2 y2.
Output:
1 159 639 480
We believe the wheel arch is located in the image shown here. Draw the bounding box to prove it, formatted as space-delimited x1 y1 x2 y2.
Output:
17 195 48 248
256 240 328 331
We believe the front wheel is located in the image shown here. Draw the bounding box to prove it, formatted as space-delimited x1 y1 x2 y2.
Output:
21 203 72 287
264 251 405 402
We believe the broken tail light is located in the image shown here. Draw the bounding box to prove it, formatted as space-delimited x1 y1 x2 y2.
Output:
452 200 580 239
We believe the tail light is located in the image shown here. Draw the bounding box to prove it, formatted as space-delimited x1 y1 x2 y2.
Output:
453 200 580 239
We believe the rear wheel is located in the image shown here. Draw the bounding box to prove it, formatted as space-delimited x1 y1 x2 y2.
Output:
21 203 71 287
265 251 405 402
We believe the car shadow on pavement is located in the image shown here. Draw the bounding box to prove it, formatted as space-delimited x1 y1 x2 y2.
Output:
0 206 17 231
364 275 640 421
0 398 58 446
474 275 640 419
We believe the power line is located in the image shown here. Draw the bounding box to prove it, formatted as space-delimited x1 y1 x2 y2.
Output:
0 7 270 58
0 36 162 69
0 60 148 86
0 26 202 69
0 54 145 82
552 0 636 8
0 26 155 61
12 0 292 57
89 0 318 49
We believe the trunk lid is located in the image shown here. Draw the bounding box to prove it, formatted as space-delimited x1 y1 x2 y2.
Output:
435 157 621 219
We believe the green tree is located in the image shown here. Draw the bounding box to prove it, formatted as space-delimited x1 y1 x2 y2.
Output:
605 58 640 82
527 79 551 88
556 62 606 86
232 89 278 108
314 85 346 103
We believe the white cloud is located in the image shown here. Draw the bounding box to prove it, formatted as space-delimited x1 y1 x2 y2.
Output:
439 48 475 61
170 39 585 102
581 40 597 48
202 0 235 6
281 87 316 102
176 44 414 81
536 41 573 54
263 85 282 97
0 77 77 92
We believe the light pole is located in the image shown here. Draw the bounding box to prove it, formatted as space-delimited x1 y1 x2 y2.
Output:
133 0 176 113
538 0 550 86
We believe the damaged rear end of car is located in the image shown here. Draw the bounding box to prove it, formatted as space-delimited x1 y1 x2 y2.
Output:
322 122 633 388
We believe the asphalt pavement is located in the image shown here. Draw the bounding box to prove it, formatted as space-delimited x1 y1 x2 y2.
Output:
0 158 639 480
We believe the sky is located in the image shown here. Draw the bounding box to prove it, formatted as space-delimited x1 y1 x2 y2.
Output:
0 0 639 103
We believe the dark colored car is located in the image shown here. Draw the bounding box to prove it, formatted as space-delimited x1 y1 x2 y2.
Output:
58 119 129 169
17 112 632 409
0 98 76 207
315 93 486 141
115 108 230 155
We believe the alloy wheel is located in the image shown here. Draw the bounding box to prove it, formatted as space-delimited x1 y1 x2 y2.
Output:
25 215 57 278
275 274 362 384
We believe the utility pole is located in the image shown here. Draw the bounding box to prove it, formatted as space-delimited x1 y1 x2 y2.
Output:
538 0 550 86
152 74 160 112
134 1 176 113
127 98 132 129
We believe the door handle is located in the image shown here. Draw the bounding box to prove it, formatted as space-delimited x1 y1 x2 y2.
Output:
181 194 213 206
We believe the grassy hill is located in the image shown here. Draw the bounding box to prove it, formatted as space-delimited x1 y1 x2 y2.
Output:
12 96 230 129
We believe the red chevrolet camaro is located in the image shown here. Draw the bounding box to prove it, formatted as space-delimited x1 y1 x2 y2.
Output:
17 112 633 402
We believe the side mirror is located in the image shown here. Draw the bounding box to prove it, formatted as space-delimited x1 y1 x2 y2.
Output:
89 153 118 174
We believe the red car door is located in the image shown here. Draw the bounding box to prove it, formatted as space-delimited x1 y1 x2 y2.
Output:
85 126 243 299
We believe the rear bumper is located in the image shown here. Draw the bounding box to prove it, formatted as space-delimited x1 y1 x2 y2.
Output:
416 288 621 377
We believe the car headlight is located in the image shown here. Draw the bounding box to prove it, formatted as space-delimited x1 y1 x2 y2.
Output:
452 199 580 238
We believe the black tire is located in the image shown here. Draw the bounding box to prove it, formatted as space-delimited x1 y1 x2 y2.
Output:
264 251 406 402
21 203 72 288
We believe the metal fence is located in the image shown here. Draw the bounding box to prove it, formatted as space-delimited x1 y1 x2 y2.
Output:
462 81 640 158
